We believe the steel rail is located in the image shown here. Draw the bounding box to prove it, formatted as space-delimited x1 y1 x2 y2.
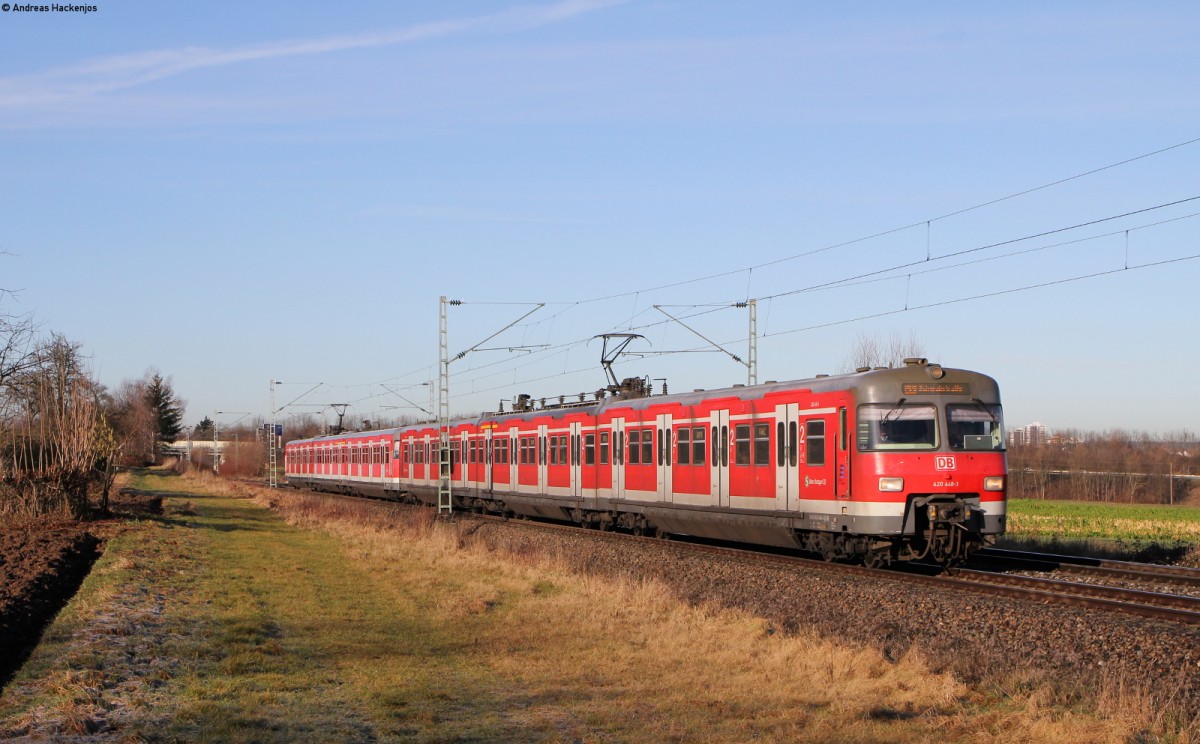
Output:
974 548 1200 588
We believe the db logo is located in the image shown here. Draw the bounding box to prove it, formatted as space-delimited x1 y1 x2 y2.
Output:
935 455 957 471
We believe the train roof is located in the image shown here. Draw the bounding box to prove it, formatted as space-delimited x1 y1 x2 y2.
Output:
288 360 1000 446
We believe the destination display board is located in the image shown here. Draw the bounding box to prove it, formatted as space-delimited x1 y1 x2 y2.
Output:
902 382 970 395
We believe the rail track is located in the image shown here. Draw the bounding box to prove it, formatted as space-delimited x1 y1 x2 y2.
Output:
275 483 1200 627
972 547 1200 588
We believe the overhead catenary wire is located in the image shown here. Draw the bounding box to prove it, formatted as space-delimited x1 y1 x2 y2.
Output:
402 211 1198 408
341 244 1198 427
310 156 1200 398
295 138 1200 416
550 135 1200 305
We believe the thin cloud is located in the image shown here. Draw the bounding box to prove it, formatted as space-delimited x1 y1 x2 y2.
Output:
0 0 628 108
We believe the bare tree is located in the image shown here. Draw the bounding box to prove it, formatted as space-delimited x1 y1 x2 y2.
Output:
0 334 99 519
107 376 157 466
0 310 37 387
840 330 928 373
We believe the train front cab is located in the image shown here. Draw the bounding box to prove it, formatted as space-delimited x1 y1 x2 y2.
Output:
848 362 1007 564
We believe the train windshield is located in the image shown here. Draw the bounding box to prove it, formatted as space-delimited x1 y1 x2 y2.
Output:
947 403 1006 451
856 404 938 451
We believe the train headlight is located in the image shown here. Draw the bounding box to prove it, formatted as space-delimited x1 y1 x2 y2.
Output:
878 477 904 492
983 476 1005 492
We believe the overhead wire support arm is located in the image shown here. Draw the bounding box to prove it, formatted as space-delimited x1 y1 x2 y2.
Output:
468 344 551 355
438 297 546 516
380 384 431 417
451 303 546 361
654 303 757 384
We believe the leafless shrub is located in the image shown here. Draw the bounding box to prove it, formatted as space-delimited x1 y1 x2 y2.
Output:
1008 428 1200 504
840 330 928 372
0 335 99 519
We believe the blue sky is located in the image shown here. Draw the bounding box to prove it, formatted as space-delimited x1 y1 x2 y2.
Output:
1 0 1197 435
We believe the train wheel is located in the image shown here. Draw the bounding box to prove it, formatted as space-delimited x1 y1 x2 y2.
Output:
862 551 887 569
814 533 839 562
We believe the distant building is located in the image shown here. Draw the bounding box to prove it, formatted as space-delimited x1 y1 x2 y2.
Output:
1008 422 1048 447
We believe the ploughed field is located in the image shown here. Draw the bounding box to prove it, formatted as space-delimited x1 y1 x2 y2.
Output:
0 489 161 689
0 524 101 687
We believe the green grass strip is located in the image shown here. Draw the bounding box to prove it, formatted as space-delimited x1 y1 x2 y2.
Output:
0 472 517 742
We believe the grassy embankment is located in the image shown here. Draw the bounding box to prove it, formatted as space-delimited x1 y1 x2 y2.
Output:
1005 498 1200 561
0 471 1180 742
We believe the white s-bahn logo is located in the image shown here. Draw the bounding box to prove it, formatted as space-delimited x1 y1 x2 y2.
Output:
935 456 957 471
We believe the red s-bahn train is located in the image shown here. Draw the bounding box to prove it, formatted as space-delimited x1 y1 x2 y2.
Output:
283 358 1007 566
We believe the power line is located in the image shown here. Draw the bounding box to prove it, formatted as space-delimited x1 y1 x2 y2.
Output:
554 135 1200 304
287 139 1200 406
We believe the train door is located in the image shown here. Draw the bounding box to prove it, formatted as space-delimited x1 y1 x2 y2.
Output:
836 406 851 500
537 424 548 495
612 417 626 500
776 403 801 511
799 412 836 502
509 429 519 489
455 432 466 488
656 413 673 502
711 409 730 507
484 429 494 491
570 421 583 498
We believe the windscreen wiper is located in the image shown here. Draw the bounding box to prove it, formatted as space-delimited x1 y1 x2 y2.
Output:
882 397 907 424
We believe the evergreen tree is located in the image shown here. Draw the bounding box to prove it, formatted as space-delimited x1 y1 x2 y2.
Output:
194 415 214 437
146 373 184 443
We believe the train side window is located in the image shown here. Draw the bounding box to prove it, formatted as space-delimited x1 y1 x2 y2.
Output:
712 426 718 467
777 422 785 465
789 422 797 467
641 429 653 465
628 429 642 464
550 435 566 465
721 425 729 467
734 424 751 465
658 429 664 466
584 433 596 465
754 423 770 466
692 426 706 466
676 427 691 465
600 431 610 465
806 420 826 467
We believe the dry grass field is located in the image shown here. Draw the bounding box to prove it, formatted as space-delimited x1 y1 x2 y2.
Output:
0 470 1191 742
